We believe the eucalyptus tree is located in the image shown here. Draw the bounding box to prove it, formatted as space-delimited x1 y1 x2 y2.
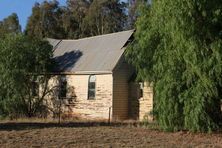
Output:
127 0 149 29
66 0 91 38
83 0 127 36
25 1 66 39
0 13 21 39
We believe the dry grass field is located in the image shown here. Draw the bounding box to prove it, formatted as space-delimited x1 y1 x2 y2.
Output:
0 120 222 148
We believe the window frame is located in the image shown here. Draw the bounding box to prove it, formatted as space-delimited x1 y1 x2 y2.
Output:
88 75 96 100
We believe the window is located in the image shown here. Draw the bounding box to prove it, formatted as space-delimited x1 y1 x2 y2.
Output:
139 82 144 98
88 75 96 100
59 76 67 99
31 81 39 97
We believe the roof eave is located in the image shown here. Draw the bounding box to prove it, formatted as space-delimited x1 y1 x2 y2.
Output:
44 71 113 75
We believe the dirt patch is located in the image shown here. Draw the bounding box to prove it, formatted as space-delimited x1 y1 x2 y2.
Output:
0 122 222 148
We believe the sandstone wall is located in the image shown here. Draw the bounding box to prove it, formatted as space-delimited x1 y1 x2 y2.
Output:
139 82 153 121
128 82 153 121
46 74 113 120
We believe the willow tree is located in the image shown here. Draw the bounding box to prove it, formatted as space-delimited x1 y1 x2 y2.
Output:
126 0 222 132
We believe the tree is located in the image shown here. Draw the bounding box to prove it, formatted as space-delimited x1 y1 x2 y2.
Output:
0 34 54 118
126 0 222 132
66 0 91 38
127 0 148 29
0 13 21 38
67 0 127 38
25 1 66 39
26 0 128 39
83 0 127 36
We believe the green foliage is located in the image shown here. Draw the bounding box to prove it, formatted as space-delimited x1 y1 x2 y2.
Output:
127 0 150 29
66 0 91 38
25 0 127 39
0 34 53 118
25 1 67 39
0 13 21 39
83 0 127 36
126 0 222 132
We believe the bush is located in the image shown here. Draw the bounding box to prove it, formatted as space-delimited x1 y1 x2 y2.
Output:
0 34 54 118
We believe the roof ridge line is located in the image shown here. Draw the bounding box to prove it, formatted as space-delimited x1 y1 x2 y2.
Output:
61 29 134 42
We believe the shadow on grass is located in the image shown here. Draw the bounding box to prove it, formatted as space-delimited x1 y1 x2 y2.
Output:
0 121 139 131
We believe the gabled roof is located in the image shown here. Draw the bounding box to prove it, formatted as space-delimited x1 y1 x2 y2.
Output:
48 30 134 74
47 38 61 49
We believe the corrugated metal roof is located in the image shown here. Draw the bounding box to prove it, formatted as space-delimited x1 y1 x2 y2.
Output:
49 30 134 73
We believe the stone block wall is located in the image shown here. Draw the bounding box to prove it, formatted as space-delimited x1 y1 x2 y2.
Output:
129 82 153 121
46 74 113 120
139 82 153 121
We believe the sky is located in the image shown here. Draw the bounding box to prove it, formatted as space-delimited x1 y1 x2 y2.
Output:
0 0 127 31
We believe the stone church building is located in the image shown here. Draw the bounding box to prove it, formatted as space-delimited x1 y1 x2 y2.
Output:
46 30 153 121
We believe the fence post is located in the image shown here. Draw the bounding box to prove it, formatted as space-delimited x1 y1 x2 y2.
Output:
108 107 111 125
58 99 61 124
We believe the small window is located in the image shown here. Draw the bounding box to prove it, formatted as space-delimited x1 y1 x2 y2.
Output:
31 81 39 97
59 76 67 99
88 75 96 100
139 82 144 98
140 88 143 98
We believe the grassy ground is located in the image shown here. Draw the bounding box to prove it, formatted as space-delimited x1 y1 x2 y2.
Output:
0 120 222 148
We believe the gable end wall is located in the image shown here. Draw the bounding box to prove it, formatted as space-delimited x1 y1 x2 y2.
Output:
112 58 134 120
